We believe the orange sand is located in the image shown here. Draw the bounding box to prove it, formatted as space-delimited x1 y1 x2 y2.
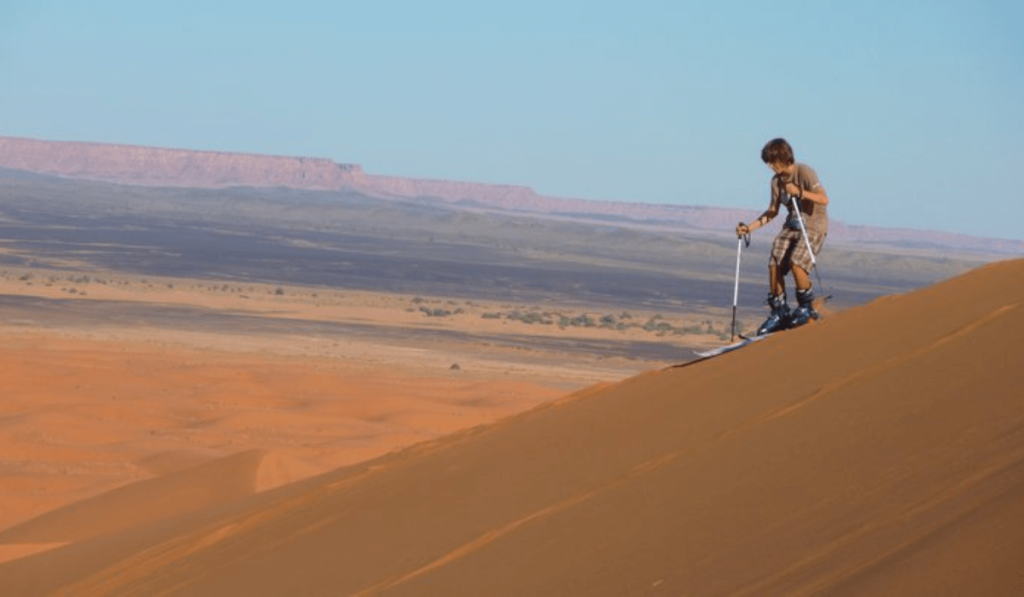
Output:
0 329 566 562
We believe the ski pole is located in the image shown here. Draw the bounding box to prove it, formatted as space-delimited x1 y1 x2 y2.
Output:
789 195 830 298
731 230 751 341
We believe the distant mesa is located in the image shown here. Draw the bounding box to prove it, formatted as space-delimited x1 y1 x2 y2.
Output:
0 135 1020 254
0 135 539 207
0 135 736 226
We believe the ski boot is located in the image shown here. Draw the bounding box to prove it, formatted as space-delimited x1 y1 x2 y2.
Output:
789 288 820 328
757 293 790 336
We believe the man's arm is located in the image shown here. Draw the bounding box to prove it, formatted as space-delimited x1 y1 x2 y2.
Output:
736 199 780 236
784 181 829 205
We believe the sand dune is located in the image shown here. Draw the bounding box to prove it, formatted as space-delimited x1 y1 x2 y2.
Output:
0 449 304 545
2 259 1023 595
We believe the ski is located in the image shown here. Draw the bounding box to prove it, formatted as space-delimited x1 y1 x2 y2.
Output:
693 333 771 359
690 305 827 363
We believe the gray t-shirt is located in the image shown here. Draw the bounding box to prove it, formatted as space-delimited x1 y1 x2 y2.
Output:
771 163 827 235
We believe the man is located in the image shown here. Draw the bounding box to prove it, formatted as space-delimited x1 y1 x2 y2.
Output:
736 138 829 335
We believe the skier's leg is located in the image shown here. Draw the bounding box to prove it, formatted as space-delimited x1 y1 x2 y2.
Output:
769 263 786 297
792 266 812 292
758 262 790 336
759 232 801 336
790 266 819 327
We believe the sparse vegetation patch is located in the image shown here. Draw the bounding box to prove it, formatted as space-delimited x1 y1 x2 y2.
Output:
472 306 732 339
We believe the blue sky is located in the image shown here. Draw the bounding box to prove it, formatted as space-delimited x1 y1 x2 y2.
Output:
2 1 1022 240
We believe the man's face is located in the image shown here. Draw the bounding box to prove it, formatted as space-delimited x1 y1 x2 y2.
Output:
767 161 790 177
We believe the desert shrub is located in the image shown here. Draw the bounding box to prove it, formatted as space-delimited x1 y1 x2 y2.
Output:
631 313 674 334
517 312 548 325
570 314 596 327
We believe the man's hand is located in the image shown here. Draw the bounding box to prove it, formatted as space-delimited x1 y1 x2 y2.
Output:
785 182 802 197
736 222 751 237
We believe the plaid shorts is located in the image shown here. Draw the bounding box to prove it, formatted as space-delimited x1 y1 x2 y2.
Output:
770 226 826 274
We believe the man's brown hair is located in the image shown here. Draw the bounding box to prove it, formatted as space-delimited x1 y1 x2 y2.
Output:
761 138 794 165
